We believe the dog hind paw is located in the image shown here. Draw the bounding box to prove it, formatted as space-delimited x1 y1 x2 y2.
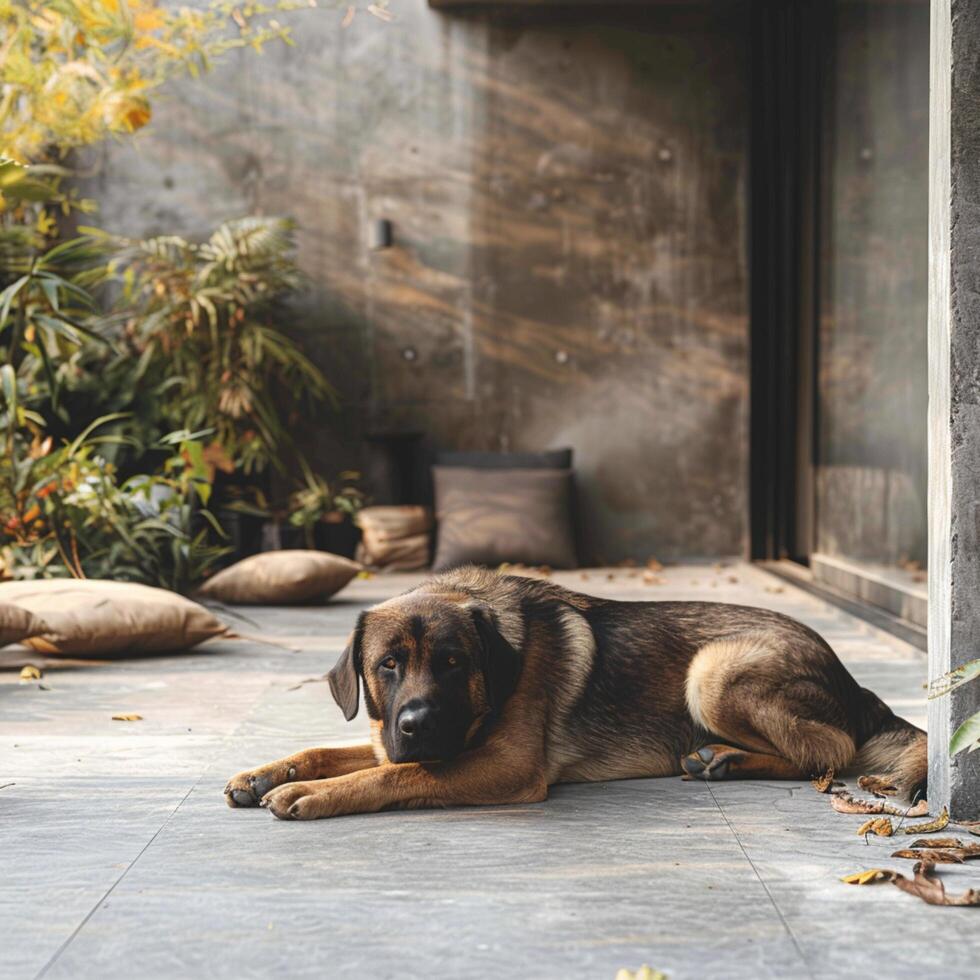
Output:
680 745 745 781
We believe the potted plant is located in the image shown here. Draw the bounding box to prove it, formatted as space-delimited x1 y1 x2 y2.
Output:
284 462 365 558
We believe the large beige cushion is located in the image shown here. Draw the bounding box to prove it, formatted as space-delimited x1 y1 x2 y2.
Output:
0 580 227 655
0 601 48 647
197 550 360 605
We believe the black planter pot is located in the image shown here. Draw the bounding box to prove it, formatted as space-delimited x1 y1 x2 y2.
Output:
314 520 361 560
216 509 265 564
270 519 361 559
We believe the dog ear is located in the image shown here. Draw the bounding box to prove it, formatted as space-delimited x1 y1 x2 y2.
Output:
470 604 523 714
328 612 367 721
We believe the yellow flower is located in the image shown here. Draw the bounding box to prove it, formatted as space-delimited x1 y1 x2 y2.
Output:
103 92 152 132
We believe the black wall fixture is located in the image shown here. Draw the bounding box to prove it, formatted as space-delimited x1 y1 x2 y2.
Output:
749 0 827 562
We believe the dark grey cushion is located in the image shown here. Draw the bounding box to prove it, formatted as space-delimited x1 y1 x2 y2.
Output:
431 466 577 571
434 448 572 470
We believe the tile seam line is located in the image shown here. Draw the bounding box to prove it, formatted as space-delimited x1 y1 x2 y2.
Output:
706 782 816 980
33 770 207 980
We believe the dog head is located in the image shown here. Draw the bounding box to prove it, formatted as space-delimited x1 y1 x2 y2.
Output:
327 593 522 763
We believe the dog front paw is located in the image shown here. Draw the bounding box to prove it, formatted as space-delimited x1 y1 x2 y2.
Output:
224 762 298 808
260 781 324 820
260 780 349 820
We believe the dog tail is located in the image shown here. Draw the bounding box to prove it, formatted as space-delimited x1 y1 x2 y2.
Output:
851 688 928 802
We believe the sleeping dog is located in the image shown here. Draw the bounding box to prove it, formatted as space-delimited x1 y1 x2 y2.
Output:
225 566 927 820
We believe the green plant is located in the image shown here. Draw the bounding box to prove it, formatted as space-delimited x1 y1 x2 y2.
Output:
0 371 228 592
73 430 231 592
287 460 364 546
92 216 331 474
0 161 113 385
929 663 980 757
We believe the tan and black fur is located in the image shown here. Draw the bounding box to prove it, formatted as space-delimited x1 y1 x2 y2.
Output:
225 567 926 820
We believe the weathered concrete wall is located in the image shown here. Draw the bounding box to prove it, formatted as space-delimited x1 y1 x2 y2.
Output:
85 1 749 563
928 0 980 819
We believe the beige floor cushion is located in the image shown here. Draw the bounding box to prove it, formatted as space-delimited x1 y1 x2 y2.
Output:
197 550 361 605
356 506 432 571
0 580 227 656
0 601 49 647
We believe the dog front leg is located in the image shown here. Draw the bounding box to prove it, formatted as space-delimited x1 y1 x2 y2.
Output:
260 744 547 820
225 744 379 808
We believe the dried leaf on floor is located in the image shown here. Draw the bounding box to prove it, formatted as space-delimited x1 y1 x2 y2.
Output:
831 792 929 817
903 806 949 834
857 818 894 837
891 849 964 864
907 838 966 850
614 967 668 980
642 571 664 585
19 665 42 682
841 868 898 885
858 774 899 797
645 557 664 572
111 713 143 721
890 861 980 907
811 769 839 793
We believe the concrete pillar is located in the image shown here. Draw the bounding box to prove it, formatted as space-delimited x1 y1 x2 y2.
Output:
928 0 980 820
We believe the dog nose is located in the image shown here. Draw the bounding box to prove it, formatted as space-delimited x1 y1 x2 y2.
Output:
398 705 436 738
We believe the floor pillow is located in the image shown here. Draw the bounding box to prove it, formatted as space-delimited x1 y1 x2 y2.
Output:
0 579 228 656
432 466 577 572
0 601 49 647
435 448 573 470
356 506 432 571
197 550 361 605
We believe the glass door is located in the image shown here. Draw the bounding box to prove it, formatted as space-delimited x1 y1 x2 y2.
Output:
812 0 929 625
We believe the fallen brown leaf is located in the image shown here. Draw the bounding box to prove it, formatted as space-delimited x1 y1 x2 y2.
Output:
907 838 966 850
890 861 980 906
841 868 899 885
903 806 949 834
111 713 143 722
811 769 839 793
19 665 42 682
858 774 899 797
615 967 667 980
857 818 894 837
645 557 664 572
831 792 929 817
891 849 964 864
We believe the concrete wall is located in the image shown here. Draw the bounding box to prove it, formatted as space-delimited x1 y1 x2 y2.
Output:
84 1 749 563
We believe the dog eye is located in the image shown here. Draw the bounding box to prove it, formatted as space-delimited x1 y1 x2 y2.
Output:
381 657 397 671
